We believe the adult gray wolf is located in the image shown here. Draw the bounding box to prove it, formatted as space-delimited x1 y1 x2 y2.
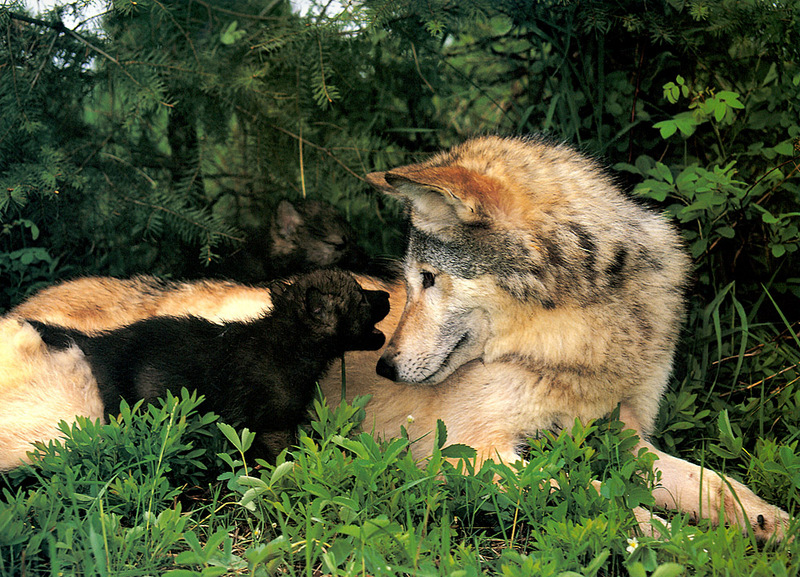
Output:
364 135 790 540
1 136 791 541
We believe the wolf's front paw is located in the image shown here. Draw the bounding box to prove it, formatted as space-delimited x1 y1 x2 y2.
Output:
750 505 792 543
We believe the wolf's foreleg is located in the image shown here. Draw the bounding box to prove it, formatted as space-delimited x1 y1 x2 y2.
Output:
640 440 791 542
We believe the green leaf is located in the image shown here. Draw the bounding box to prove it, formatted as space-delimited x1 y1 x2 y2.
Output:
759 209 780 224
772 244 787 258
652 563 685 577
664 82 680 104
331 435 370 460
435 419 448 449
717 90 745 109
713 100 726 122
634 180 672 202
716 226 735 239
216 423 254 452
690 238 708 258
599 476 625 498
773 140 794 156
270 460 295 485
674 112 700 136
654 120 677 139
441 443 477 459
220 21 246 45
584 550 611 575
649 162 674 184
717 410 742 457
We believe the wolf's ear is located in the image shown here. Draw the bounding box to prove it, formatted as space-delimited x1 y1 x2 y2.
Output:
364 171 398 194
367 166 495 233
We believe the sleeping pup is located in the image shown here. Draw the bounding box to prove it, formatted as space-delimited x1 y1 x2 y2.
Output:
28 269 390 461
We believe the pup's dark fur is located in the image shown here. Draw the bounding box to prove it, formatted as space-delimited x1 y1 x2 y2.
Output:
195 199 371 283
29 270 390 460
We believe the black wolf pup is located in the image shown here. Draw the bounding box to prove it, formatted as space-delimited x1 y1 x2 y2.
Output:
29 270 390 460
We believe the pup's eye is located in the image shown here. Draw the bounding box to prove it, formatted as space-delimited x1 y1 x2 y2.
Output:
421 271 436 289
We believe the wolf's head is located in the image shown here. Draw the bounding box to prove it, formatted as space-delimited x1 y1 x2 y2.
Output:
371 136 690 386
369 147 515 384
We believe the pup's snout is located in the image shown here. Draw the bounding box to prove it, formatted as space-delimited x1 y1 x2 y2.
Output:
367 290 391 324
376 354 398 381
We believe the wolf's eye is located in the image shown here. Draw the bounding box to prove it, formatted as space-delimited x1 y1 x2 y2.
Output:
421 271 436 289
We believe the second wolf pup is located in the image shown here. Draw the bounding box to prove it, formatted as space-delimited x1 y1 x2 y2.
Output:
29 270 390 460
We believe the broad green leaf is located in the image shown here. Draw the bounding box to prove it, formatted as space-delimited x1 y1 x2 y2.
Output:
716 226 735 239
654 120 677 139
441 443 477 459
652 563 685 577
774 140 794 156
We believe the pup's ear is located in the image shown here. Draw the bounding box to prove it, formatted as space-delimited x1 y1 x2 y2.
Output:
366 165 497 234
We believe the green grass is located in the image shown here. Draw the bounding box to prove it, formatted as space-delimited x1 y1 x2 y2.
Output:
1 386 798 577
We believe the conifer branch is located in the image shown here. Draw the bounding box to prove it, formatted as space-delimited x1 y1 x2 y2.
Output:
268 122 366 183
7 11 174 109
122 195 244 244
190 0 283 21
150 0 200 66
315 33 334 105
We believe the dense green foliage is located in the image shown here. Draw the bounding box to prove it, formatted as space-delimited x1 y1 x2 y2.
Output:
1 0 799 574
3 393 796 576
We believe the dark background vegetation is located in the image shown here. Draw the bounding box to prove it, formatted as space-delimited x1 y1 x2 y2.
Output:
1 0 799 574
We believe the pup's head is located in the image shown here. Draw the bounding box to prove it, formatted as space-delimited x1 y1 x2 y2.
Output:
270 199 369 272
276 269 390 352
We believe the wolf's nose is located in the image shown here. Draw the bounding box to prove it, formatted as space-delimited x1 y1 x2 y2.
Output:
376 356 397 381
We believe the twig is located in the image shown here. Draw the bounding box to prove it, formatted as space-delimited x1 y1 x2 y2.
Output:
268 122 367 183
412 42 434 93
